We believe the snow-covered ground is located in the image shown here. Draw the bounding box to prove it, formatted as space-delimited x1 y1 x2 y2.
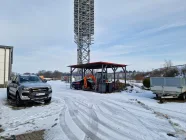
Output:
0 81 186 140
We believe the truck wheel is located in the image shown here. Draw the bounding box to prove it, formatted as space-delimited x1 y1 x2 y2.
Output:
7 88 11 100
16 93 23 107
44 97 51 104
182 93 186 101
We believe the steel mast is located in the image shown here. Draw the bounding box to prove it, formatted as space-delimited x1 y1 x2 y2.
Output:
74 0 94 68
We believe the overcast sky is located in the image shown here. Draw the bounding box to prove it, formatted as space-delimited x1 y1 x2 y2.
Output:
0 0 186 73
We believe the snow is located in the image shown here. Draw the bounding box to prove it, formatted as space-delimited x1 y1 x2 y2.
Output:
0 81 186 140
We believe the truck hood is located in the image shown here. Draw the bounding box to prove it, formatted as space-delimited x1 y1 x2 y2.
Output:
21 82 51 88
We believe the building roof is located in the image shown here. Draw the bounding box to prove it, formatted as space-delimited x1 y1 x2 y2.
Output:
68 61 127 69
0 45 13 49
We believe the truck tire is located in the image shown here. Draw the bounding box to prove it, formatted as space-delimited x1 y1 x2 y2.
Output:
16 93 23 107
7 88 11 100
182 93 186 101
44 97 51 104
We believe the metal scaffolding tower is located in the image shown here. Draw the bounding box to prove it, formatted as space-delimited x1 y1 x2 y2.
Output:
74 0 94 67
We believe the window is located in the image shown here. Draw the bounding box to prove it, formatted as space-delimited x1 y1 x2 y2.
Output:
12 76 16 82
20 76 42 83
15 76 19 83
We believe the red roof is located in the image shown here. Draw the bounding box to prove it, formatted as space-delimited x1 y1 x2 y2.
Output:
68 61 127 69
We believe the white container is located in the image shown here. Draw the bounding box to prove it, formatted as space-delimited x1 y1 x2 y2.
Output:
0 45 13 87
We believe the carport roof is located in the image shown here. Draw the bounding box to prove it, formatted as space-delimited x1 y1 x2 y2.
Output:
68 61 127 69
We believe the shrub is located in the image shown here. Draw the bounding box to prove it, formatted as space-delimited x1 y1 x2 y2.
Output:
143 78 150 88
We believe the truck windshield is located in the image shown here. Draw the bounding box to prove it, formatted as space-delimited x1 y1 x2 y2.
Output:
20 76 42 83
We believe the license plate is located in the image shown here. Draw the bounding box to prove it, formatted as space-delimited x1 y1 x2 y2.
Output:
36 93 45 96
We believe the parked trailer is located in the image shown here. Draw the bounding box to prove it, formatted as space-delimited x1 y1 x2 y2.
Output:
150 77 186 100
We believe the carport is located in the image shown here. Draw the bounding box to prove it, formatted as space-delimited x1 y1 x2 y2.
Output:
68 62 127 92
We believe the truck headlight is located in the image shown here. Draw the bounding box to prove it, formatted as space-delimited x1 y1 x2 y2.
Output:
48 87 52 91
23 87 30 91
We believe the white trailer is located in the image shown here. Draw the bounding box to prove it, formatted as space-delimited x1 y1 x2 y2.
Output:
0 45 13 88
150 77 186 100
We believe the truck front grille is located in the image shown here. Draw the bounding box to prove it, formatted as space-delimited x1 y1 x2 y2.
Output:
30 87 48 92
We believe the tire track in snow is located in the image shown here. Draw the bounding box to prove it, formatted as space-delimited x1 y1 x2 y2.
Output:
83 104 98 140
96 105 147 136
75 100 138 130
99 101 157 140
72 101 117 140
59 106 79 140
73 100 141 140
100 101 140 123
65 98 102 140
102 99 172 130
71 95 155 139
75 100 149 140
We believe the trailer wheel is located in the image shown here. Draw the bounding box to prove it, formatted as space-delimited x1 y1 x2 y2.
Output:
182 93 186 101
159 97 165 104
156 94 160 99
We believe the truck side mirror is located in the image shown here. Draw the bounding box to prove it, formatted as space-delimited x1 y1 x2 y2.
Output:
43 79 47 83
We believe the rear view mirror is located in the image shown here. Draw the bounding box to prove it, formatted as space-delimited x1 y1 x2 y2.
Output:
43 79 47 83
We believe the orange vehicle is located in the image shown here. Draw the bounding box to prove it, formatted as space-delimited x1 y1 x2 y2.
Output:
39 75 44 80
83 75 96 89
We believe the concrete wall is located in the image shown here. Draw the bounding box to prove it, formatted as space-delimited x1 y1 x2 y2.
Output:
0 48 12 86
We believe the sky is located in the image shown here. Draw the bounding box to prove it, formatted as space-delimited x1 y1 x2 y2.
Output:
0 0 186 73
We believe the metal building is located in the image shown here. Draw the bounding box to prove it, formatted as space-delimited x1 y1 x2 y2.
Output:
0 45 13 87
74 0 94 67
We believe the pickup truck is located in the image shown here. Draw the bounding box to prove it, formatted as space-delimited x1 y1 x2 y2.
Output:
7 74 52 106
150 77 186 100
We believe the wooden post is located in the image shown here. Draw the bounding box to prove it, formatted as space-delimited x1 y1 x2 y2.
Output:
70 67 72 89
81 68 84 79
70 67 76 89
125 66 127 87
101 64 103 93
83 68 86 77
114 68 115 90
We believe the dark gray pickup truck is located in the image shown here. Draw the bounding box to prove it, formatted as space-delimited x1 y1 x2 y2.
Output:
7 74 52 106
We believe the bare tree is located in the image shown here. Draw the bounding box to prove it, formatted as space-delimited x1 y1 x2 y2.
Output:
182 65 186 76
163 60 173 70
